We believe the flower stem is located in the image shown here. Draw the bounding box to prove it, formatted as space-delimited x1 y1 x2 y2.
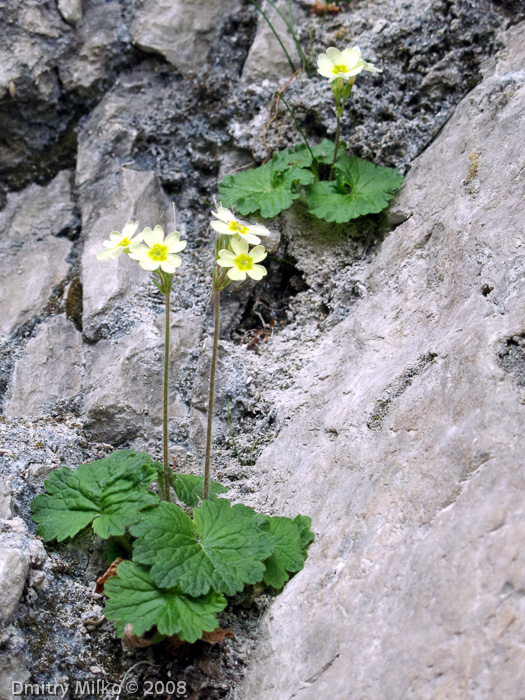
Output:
204 287 220 500
163 292 171 502
279 94 314 162
329 111 341 181
249 0 297 74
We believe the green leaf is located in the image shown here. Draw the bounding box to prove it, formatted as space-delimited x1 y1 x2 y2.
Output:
171 474 228 508
219 157 314 218
307 154 404 223
104 561 227 643
310 138 345 165
262 515 314 589
131 500 275 596
272 145 313 171
293 514 315 548
31 450 159 542
271 140 344 170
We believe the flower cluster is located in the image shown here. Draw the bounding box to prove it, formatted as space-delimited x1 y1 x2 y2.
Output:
96 205 271 288
97 222 186 273
211 206 270 283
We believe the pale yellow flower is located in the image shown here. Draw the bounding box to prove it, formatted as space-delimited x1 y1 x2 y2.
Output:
211 206 270 246
96 220 142 261
216 237 267 282
317 46 381 82
128 225 186 273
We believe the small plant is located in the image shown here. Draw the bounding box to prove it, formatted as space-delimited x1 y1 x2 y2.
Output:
219 45 404 224
31 213 313 647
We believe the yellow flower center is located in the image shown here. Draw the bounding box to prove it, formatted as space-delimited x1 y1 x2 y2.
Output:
234 253 253 271
118 237 130 247
332 64 348 74
229 221 250 236
148 243 168 261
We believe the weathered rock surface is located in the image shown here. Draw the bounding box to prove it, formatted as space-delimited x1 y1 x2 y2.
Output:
0 546 29 622
0 172 74 342
242 0 301 82
57 0 82 27
131 0 240 73
83 311 203 444
0 520 31 621
58 0 128 94
242 22 525 700
0 480 13 520
0 0 523 696
81 168 172 341
4 315 83 417
0 656 30 700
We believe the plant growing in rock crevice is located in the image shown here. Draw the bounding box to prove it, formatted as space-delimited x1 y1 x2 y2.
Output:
31 210 313 646
220 45 404 223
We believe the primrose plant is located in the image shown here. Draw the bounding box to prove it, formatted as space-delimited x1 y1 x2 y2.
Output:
220 45 404 224
31 212 313 647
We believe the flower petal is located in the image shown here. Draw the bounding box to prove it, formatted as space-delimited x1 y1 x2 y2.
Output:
165 254 182 268
343 66 363 78
166 239 187 254
141 227 154 247
128 244 149 260
210 221 233 236
139 258 159 271
247 224 270 236
151 225 165 245
227 267 246 281
217 258 235 268
247 264 267 280
109 231 122 242
326 47 343 64
122 220 139 237
230 237 248 256
243 232 261 245
341 47 362 69
362 60 381 73
129 232 144 246
160 261 177 273
250 246 267 263
164 232 180 247
211 206 234 224
317 53 333 71
97 248 118 261
318 66 335 79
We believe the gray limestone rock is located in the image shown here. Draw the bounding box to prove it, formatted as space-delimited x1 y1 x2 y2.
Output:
0 172 74 342
0 0 523 695
83 311 203 444
0 536 29 622
242 0 301 82
4 315 83 418
57 0 82 27
0 656 30 700
131 0 240 73
241 22 525 700
58 0 126 93
81 168 173 341
0 480 13 520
